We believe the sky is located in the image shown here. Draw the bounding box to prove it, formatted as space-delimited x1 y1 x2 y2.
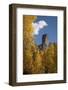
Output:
32 16 57 45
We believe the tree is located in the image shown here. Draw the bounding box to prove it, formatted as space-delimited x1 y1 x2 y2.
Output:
32 50 45 74
43 43 57 73
23 15 37 74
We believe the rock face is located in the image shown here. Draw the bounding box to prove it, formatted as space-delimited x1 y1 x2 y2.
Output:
38 34 49 50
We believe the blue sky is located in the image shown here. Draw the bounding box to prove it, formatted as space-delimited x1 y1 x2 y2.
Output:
33 16 57 45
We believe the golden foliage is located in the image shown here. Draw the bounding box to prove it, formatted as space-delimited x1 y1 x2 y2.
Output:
23 15 37 74
23 15 57 74
43 44 57 73
32 50 45 74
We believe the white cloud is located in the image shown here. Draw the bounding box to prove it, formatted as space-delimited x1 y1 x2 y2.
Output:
32 20 48 35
